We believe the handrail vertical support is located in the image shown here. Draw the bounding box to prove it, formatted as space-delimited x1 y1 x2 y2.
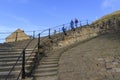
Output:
49 28 51 38
15 32 18 42
38 33 40 53
87 20 89 26
80 21 82 27
22 49 25 79
33 31 35 39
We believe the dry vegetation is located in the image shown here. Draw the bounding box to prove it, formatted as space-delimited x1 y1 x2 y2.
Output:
92 10 120 25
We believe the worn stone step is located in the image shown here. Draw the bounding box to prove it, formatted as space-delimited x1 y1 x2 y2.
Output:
0 51 21 54
0 50 34 55
38 64 58 68
0 53 35 58
0 65 30 71
40 61 58 64
0 78 18 80
0 50 16 52
33 76 57 80
41 58 59 62
0 49 33 53
33 71 57 77
43 57 59 59
35 67 58 72
43 57 59 60
47 56 60 58
0 60 33 66
0 56 34 62
0 71 20 78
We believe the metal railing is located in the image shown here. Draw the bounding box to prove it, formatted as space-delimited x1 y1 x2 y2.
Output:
5 20 93 79
5 39 33 80
2 17 120 79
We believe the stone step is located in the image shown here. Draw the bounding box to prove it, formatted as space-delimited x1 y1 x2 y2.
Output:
0 53 35 58
0 65 30 71
38 64 58 68
0 50 15 52
0 56 35 62
0 71 20 78
0 48 33 52
41 58 59 62
43 57 59 59
40 61 58 64
42 57 59 59
0 51 21 54
33 71 57 77
47 56 60 58
35 67 58 72
0 78 18 80
0 49 32 52
0 50 33 55
0 60 33 66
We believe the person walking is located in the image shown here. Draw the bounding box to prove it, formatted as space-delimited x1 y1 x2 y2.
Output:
62 26 67 35
70 20 75 31
75 18 78 28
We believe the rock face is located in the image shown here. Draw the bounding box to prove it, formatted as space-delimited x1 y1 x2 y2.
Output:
6 29 30 43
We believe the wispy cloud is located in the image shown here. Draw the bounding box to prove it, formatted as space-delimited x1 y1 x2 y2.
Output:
101 0 120 9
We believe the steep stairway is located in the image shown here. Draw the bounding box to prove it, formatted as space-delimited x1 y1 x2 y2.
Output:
0 48 36 80
0 39 38 80
32 49 62 80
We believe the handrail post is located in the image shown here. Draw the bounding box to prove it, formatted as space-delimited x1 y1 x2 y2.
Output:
22 49 26 79
15 32 18 42
59 28 60 33
38 33 40 53
87 20 89 26
80 21 82 27
33 31 35 39
49 28 51 38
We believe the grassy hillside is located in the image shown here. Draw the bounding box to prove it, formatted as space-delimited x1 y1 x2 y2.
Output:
92 10 120 25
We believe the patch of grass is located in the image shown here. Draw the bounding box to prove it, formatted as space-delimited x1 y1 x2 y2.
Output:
92 10 120 25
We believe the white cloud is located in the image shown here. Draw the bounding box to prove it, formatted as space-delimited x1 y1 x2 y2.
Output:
101 0 120 9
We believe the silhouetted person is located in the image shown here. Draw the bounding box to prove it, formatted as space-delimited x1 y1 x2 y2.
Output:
75 18 78 28
62 26 67 35
70 20 75 31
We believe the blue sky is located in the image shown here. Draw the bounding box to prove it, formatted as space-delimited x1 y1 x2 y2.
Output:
0 0 120 42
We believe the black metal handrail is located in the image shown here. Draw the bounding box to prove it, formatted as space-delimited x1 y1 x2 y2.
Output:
5 20 91 80
16 30 50 79
5 39 33 80
16 43 38 80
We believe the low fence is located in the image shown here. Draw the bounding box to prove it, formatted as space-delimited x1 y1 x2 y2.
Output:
0 20 91 43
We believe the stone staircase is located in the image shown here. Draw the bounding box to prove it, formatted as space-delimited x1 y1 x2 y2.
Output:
32 49 62 80
0 39 38 80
